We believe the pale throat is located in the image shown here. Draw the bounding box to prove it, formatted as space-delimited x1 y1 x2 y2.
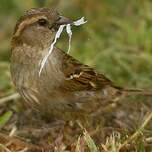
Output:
22 43 51 60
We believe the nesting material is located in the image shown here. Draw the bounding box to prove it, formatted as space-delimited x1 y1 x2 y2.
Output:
39 17 87 76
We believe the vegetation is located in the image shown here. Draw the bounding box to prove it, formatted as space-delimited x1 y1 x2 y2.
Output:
0 0 152 151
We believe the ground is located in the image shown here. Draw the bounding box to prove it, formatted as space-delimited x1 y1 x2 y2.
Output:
0 0 152 151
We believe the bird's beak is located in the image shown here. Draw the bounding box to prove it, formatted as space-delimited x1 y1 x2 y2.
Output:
56 16 73 25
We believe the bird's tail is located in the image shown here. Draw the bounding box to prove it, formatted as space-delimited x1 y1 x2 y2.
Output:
119 87 152 97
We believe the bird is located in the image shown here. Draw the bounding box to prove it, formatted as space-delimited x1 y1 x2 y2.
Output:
10 8 151 122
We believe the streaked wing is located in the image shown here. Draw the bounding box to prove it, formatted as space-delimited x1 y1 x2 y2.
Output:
61 52 113 91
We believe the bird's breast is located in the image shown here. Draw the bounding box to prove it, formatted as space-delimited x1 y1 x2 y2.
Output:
11 46 65 105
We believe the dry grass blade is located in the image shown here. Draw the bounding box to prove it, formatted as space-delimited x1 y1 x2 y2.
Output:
75 136 81 152
17 147 28 152
75 136 85 152
101 132 121 152
0 133 43 152
0 143 12 152
119 111 152 150
0 93 20 105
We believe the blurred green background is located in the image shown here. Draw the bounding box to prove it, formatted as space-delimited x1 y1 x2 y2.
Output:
0 0 152 95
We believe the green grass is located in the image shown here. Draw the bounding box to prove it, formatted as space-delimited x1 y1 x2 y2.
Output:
0 0 152 151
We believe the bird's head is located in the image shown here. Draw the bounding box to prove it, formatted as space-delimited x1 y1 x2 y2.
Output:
12 8 72 49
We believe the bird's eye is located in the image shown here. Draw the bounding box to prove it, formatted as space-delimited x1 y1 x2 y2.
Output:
38 19 48 26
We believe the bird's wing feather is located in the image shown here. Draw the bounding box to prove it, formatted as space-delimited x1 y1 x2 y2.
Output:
61 52 113 91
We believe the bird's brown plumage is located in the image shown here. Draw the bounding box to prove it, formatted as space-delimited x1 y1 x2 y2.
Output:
11 8 149 121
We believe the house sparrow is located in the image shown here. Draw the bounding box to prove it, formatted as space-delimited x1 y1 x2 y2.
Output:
10 8 149 121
